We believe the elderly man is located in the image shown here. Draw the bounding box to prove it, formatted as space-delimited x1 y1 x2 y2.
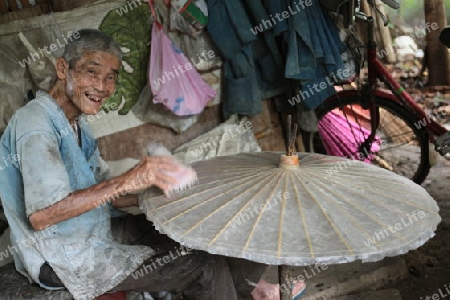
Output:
0 29 273 300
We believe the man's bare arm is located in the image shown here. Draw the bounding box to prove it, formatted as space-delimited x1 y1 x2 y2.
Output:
28 156 178 231
111 193 139 208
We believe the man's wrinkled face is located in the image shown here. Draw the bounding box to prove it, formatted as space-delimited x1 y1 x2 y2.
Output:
66 50 120 115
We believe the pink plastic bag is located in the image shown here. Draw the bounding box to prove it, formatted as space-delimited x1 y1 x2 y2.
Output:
148 23 216 116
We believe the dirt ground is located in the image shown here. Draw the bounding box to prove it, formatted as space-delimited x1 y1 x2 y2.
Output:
384 156 450 300
374 62 450 299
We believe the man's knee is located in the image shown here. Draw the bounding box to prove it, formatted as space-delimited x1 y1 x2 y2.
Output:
226 257 268 295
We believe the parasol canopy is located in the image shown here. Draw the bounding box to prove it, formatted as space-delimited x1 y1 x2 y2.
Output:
140 152 440 267
318 110 381 163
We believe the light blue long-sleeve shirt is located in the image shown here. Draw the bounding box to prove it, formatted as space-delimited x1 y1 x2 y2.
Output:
0 91 154 300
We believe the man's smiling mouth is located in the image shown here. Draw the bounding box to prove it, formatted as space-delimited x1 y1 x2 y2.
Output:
85 94 102 103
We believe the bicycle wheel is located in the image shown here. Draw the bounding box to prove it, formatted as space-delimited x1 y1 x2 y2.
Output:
304 94 430 184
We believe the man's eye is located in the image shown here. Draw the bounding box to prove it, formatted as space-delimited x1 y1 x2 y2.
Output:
107 76 117 82
88 69 96 75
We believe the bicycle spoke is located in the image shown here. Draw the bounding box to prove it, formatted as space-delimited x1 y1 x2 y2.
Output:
312 95 429 183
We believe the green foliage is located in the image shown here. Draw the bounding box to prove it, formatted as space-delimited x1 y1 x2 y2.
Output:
386 0 449 25
99 3 151 115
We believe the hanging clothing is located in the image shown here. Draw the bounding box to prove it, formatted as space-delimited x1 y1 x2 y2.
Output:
206 0 256 60
207 0 287 118
285 0 347 109
207 0 348 116
222 45 262 117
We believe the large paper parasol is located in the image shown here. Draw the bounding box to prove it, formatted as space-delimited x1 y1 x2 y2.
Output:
140 152 440 269
318 110 381 163
140 112 441 299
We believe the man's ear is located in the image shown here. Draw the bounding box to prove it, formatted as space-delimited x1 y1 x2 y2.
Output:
55 57 69 80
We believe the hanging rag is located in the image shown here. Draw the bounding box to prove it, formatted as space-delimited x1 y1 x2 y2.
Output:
147 142 198 195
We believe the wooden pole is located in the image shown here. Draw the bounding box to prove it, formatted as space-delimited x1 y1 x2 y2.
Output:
375 0 396 63
279 265 293 300
424 0 450 85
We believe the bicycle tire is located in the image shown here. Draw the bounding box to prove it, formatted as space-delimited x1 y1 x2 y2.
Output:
303 94 430 184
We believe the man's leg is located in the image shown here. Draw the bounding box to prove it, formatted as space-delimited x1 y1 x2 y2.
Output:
38 262 64 288
226 257 268 298
112 249 238 300
111 214 238 299
110 213 172 252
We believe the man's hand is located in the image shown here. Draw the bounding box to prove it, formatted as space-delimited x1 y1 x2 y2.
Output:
28 156 180 230
125 156 180 195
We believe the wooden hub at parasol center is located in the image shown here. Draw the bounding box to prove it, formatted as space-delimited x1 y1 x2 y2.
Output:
279 154 299 170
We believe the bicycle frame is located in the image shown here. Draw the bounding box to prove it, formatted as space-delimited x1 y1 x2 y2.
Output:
365 17 447 141
327 16 447 145
311 0 450 181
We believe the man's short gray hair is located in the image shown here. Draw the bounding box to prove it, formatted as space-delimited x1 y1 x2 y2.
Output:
62 29 122 69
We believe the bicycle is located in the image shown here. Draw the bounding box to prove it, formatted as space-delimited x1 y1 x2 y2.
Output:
303 0 450 184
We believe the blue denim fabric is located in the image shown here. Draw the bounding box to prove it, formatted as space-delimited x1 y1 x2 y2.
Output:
207 0 256 60
245 0 271 31
208 0 346 114
0 92 154 300
284 0 347 109
299 67 339 110
253 33 287 98
286 0 320 79
223 45 263 118
208 0 287 117
262 0 289 36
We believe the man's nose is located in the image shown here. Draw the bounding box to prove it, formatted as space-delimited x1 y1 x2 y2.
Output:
93 77 106 92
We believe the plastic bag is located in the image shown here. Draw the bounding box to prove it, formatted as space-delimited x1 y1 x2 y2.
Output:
149 23 216 116
18 32 56 92
169 5 202 37
132 84 200 134
172 115 261 164
153 0 221 71
0 43 30 133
